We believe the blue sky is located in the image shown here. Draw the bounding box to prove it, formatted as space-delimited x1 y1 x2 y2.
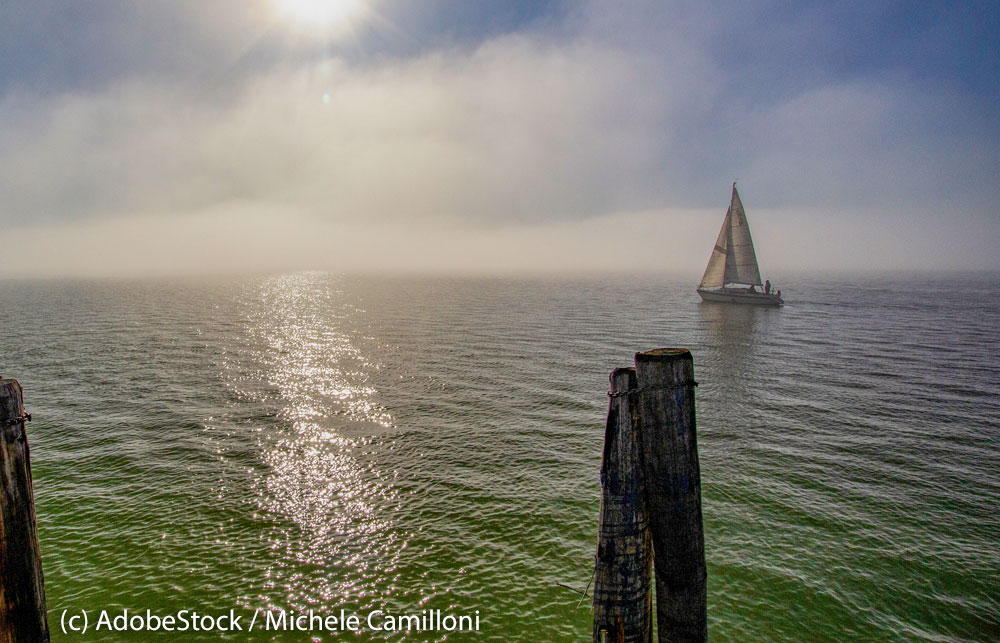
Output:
1 0 997 275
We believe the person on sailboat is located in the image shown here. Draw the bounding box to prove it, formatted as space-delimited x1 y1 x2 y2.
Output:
765 280 771 294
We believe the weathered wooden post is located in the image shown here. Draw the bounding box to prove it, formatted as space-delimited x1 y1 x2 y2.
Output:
592 368 653 643
634 349 706 643
0 378 49 643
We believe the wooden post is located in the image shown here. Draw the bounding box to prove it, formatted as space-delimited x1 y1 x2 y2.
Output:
592 368 653 643
0 378 49 643
634 349 706 643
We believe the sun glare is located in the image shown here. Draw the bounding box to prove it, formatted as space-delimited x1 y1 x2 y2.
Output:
274 0 363 32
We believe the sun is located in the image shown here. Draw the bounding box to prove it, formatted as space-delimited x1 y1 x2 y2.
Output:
273 0 364 32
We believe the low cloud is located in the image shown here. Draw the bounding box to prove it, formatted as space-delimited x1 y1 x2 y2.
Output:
2 36 675 227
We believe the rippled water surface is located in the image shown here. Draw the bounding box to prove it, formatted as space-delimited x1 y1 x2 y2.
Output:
2 272 998 641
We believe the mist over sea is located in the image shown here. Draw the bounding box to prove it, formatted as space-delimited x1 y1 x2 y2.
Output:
1 271 997 641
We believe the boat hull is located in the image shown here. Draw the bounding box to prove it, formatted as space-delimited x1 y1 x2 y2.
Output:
697 287 783 306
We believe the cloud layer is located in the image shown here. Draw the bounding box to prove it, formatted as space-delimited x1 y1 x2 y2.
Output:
1 0 997 274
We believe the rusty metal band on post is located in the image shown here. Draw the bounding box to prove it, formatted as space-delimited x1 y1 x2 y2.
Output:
607 382 698 398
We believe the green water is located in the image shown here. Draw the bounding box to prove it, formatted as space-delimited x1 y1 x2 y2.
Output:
1 272 997 640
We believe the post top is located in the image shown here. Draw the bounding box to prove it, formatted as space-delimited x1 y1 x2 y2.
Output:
609 366 637 393
635 348 692 362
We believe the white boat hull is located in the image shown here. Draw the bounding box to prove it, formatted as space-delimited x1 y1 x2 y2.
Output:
697 287 783 306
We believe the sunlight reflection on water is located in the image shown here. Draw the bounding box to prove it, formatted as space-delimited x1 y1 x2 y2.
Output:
234 273 403 610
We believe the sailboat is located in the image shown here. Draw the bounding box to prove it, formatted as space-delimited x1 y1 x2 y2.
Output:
696 183 783 306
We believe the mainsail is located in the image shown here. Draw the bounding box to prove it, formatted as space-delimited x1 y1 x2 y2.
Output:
699 184 763 288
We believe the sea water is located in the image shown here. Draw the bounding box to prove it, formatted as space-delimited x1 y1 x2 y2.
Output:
1 272 997 641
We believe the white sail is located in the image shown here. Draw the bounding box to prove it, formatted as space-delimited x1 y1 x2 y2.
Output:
699 207 731 288
723 186 762 286
699 184 762 287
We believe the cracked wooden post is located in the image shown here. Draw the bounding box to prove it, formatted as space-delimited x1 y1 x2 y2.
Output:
0 378 49 643
592 367 653 643
634 349 706 643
